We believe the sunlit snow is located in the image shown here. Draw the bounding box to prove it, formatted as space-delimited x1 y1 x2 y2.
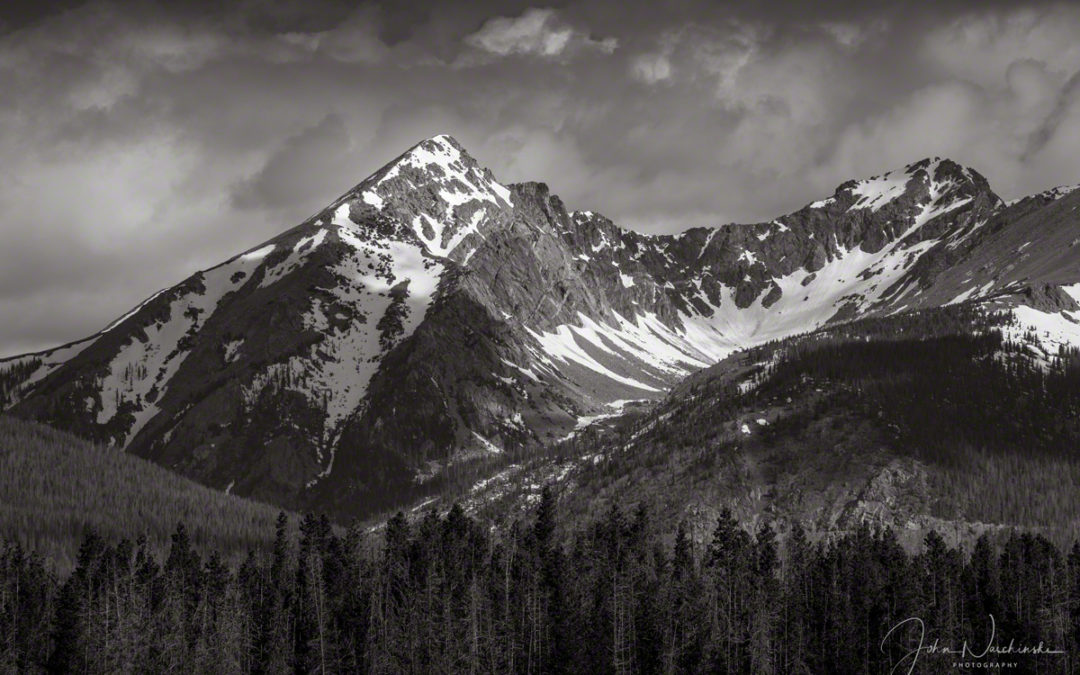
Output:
848 171 912 212
1002 306 1080 368
96 249 271 445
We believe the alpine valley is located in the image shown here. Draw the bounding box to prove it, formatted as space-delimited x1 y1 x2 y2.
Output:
4 135 1080 536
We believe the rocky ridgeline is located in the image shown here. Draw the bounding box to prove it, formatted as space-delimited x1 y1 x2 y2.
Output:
2 137 1079 519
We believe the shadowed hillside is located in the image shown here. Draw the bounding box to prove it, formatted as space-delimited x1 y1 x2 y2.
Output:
452 305 1080 550
0 416 295 572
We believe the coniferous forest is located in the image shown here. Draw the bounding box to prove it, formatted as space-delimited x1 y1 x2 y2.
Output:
5 308 1080 673
1 488 1078 674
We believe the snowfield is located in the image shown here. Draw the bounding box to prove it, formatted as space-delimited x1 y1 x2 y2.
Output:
521 168 984 398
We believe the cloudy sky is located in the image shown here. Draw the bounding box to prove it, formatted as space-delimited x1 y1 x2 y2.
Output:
1 0 1080 356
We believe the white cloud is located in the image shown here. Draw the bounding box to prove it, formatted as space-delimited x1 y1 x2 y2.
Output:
464 8 616 60
820 21 864 49
627 21 769 98
231 114 356 215
923 6 1080 89
826 83 984 180
308 6 390 64
626 22 856 177
819 19 889 50
631 53 672 84
820 69 1080 203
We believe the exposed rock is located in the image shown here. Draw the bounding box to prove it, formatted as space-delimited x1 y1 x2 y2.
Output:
1013 283 1080 313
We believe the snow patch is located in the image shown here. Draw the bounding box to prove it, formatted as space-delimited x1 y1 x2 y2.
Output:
1002 306 1080 368
361 189 384 209
525 318 663 392
0 338 98 406
1061 283 1080 305
945 286 978 306
847 172 911 212
472 431 503 454
294 221 444 442
223 338 244 363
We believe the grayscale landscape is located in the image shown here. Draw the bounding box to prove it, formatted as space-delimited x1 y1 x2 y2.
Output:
2 1 1080 672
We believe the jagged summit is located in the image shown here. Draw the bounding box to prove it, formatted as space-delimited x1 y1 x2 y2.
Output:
308 134 514 262
809 157 1000 215
363 134 478 187
579 157 1002 247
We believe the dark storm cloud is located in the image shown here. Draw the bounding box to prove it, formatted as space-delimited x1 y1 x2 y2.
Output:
2 0 1080 356
231 114 356 216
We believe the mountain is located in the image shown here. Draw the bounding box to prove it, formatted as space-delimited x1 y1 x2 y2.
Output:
2 135 1079 519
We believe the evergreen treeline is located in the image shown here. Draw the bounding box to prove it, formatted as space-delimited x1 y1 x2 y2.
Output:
3 490 1079 673
0 358 41 409
757 324 1080 464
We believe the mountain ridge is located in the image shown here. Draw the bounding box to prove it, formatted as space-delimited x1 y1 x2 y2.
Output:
3 135 1079 519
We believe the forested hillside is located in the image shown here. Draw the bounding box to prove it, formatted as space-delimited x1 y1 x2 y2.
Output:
1 490 1077 673
4 305 1080 671
0 416 295 571
453 305 1080 548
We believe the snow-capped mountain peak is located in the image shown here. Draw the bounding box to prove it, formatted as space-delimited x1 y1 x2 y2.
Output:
323 134 516 261
815 157 1000 215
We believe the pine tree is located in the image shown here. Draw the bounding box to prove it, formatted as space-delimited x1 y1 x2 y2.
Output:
48 529 104 673
749 521 778 673
781 521 811 674
704 508 752 674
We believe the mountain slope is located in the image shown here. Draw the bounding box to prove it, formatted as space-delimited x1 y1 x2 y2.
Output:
0 415 293 572
2 136 1079 519
455 305 1080 549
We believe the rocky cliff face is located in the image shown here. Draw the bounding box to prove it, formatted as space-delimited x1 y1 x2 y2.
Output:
2 136 1078 518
